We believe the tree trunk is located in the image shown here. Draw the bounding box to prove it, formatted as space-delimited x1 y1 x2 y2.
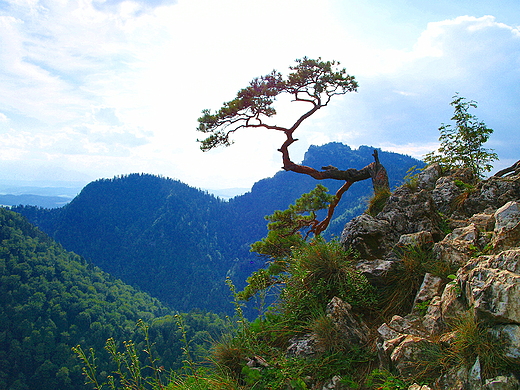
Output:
278 140 390 235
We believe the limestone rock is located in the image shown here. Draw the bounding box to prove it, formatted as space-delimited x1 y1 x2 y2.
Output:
321 375 344 390
338 167 520 386
386 315 428 337
433 223 481 267
432 177 463 215
484 375 520 390
468 357 483 390
459 252 520 323
286 334 323 358
340 213 393 258
412 273 445 309
469 212 496 232
434 366 470 390
379 186 442 240
390 335 432 378
440 280 467 325
465 174 520 217
476 249 520 273
492 201 520 250
286 297 369 358
421 296 443 336
397 231 434 249
355 258 399 287
416 163 442 191
489 324 520 359
408 384 432 390
326 297 369 347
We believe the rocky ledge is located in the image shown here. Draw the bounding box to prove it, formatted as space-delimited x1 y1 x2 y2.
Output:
299 164 520 389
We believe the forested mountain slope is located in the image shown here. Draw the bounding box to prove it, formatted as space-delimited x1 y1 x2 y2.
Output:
14 143 423 314
227 143 423 256
15 174 235 313
0 207 226 390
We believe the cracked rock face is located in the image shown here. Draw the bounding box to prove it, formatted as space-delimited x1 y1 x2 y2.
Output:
340 214 393 259
433 223 481 267
340 169 520 389
492 201 520 250
459 250 520 323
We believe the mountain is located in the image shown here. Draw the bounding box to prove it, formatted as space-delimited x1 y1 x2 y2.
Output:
0 183 82 208
0 207 227 390
14 173 235 314
0 194 72 208
228 143 423 248
13 143 424 314
164 166 520 390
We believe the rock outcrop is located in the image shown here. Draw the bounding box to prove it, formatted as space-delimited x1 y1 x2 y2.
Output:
340 165 520 390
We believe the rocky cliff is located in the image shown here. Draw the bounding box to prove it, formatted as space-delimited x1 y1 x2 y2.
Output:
335 164 520 389
285 165 520 389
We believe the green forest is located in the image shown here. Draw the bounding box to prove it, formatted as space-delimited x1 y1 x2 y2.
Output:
0 207 227 390
13 143 422 316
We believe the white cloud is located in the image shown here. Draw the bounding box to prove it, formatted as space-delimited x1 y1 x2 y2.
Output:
377 142 441 160
324 15 520 161
1 1 519 189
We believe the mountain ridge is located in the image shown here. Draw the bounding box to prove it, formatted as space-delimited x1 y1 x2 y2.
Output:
13 143 424 314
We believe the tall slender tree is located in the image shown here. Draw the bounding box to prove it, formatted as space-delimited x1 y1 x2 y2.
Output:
425 93 498 178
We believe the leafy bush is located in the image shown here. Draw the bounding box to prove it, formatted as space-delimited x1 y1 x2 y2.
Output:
424 93 498 178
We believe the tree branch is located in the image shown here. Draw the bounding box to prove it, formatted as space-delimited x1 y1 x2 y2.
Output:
278 128 390 235
493 160 520 177
314 180 353 236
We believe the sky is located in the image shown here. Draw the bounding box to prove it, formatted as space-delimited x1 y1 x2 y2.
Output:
1 0 519 193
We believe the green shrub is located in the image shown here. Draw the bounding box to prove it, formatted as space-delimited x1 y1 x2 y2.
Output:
365 369 409 389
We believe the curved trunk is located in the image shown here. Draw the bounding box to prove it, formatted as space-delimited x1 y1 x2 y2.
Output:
279 134 390 235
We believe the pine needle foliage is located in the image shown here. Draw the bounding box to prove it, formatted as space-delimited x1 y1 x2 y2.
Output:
250 184 335 259
240 185 335 302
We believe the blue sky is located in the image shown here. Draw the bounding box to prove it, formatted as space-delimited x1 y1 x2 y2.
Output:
0 0 519 191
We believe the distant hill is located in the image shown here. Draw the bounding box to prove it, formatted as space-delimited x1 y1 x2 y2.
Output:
228 143 423 249
0 193 72 208
14 174 237 314
0 184 81 208
0 207 226 390
14 143 424 314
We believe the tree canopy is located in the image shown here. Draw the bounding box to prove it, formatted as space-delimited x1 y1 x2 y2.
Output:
197 57 358 154
0 207 227 390
424 93 498 177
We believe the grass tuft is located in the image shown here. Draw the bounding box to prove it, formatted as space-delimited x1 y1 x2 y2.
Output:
367 188 391 216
